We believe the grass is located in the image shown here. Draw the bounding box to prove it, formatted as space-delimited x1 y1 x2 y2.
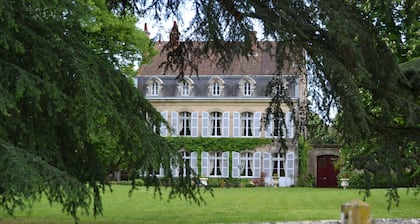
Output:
0 186 419 223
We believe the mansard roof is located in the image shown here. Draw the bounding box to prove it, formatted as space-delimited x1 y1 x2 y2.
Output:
137 41 300 77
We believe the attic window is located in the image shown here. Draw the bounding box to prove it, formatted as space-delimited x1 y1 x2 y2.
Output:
146 77 163 97
208 76 225 97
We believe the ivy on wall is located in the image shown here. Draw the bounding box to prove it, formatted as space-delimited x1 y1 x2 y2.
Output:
166 137 272 152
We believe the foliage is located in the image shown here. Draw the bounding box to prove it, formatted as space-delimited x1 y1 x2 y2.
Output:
297 136 314 187
306 112 339 145
166 137 272 153
0 0 203 222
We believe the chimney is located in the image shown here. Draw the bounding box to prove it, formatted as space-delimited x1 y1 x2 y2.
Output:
144 23 150 36
169 21 180 49
250 31 257 56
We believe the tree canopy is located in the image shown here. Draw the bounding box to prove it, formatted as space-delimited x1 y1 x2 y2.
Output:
0 0 204 222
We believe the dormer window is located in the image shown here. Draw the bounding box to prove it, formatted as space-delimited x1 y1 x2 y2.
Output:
208 76 224 97
244 81 251 96
239 77 256 97
182 81 189 96
212 82 220 96
177 77 194 96
151 81 159 96
146 77 163 97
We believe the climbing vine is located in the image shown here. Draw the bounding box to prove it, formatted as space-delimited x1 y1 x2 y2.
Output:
166 137 272 153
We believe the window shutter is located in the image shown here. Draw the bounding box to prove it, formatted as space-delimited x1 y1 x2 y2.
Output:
171 162 179 177
201 152 209 177
191 152 198 175
263 152 271 177
265 114 273 138
286 152 295 181
233 112 240 137
160 111 168 137
253 152 261 178
202 112 209 137
221 152 229 178
294 81 299 98
231 152 240 178
253 112 261 137
222 112 229 137
285 112 294 139
159 165 165 177
191 112 198 137
171 111 178 136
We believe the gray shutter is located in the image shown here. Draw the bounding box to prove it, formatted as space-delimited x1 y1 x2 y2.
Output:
160 111 168 137
202 112 209 137
191 152 198 175
171 161 179 177
222 112 229 137
221 152 229 178
253 152 261 178
263 152 271 177
191 112 198 137
233 112 240 137
201 152 209 177
286 152 295 182
265 114 273 138
171 111 178 136
285 112 294 139
253 112 261 137
231 152 240 178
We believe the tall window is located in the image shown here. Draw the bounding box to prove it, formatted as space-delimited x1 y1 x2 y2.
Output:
244 81 251 96
273 117 282 137
212 82 220 96
240 152 254 177
180 151 191 176
209 152 223 176
179 112 191 136
151 81 159 96
241 112 253 136
272 153 285 177
182 81 189 96
210 112 222 136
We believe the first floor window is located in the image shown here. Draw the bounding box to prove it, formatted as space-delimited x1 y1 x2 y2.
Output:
209 152 223 176
272 152 285 177
240 152 254 177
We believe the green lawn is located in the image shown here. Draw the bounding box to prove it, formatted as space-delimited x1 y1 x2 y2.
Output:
1 186 419 223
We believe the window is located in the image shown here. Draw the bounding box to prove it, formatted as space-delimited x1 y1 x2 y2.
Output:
182 81 189 96
239 77 256 97
146 77 163 97
179 112 191 136
210 112 222 136
212 82 220 96
178 151 198 176
208 76 224 97
240 152 254 177
244 81 251 96
272 153 285 177
273 117 282 137
232 151 261 178
241 112 253 136
151 81 159 96
201 151 229 177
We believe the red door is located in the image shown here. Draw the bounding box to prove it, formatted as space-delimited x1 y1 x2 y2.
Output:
316 155 339 187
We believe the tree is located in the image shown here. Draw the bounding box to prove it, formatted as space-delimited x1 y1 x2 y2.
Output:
0 0 204 222
119 0 419 203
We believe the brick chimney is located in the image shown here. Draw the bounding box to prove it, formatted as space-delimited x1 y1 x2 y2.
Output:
250 31 258 56
169 21 180 49
143 23 150 36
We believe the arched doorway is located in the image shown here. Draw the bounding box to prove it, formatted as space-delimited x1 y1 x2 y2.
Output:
316 155 339 187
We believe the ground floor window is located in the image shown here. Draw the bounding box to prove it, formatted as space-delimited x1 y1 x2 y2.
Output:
272 152 285 177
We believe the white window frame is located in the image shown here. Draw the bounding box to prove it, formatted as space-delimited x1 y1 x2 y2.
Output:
244 81 251 96
179 112 191 136
241 112 253 137
151 81 159 96
201 151 229 177
232 151 261 178
182 81 189 96
210 112 222 136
